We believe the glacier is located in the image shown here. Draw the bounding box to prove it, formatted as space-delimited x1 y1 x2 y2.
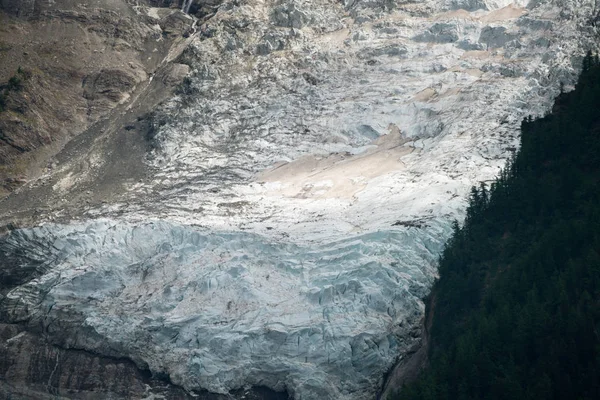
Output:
1 0 598 398
0 219 448 397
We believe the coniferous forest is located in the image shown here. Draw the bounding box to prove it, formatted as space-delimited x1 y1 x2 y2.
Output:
393 52 600 400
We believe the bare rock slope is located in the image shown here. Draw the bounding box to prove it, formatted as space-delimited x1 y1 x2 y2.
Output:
0 0 194 195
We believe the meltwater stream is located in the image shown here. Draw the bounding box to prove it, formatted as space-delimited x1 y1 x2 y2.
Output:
182 0 193 14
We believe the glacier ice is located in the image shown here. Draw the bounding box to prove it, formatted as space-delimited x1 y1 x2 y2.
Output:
0 219 450 398
1 0 599 398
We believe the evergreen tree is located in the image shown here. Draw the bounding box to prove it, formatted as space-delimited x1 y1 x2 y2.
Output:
392 52 600 400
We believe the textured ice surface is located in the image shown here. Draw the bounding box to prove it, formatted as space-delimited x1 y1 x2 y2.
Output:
95 0 597 246
2 0 599 398
1 219 449 397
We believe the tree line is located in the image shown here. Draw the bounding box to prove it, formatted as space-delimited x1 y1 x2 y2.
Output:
392 51 600 400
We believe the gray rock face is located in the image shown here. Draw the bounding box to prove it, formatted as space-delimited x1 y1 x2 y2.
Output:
82 69 139 115
0 323 286 400
272 3 311 28
0 0 599 399
413 22 459 43
479 25 518 48
0 324 192 400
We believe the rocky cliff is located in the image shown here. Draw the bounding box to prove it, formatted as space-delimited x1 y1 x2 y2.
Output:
0 0 597 399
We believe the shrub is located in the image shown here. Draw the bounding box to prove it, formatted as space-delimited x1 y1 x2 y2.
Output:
7 76 22 91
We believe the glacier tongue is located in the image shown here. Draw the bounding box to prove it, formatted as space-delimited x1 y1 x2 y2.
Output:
1 219 449 398
1 0 599 398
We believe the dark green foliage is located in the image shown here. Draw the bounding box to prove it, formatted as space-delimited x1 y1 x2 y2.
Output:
8 66 28 91
7 76 22 91
0 67 28 113
393 52 600 400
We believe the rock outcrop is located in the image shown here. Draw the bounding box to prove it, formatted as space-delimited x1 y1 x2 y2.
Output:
0 323 287 400
0 0 194 195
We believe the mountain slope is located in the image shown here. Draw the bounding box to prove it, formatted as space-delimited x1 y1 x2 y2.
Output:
0 0 599 399
0 0 194 196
